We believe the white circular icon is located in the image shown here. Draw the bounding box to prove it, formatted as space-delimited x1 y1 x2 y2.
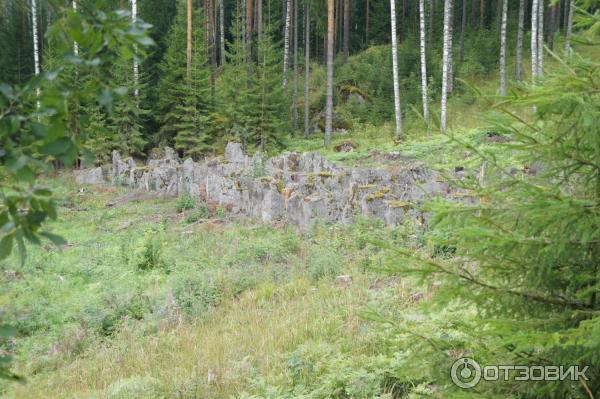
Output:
451 357 482 389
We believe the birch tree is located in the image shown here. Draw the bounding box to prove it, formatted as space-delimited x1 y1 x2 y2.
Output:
419 0 429 123
131 0 139 97
72 0 78 56
293 0 299 129
515 0 525 81
531 0 538 85
283 0 292 86
565 0 573 55
499 0 508 95
390 0 403 138
441 0 452 132
304 1 310 137
537 0 544 78
325 0 334 146
31 0 40 100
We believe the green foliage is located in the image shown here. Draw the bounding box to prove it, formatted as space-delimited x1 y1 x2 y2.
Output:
379 9 600 397
175 192 196 213
184 204 209 223
132 228 164 271
157 0 213 157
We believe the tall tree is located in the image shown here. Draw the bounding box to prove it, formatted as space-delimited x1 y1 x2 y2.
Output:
390 0 403 138
343 0 349 62
283 0 292 86
419 0 429 124
325 0 334 146
499 0 508 95
304 0 310 137
564 0 573 55
515 0 525 80
448 0 455 93
31 0 40 99
460 0 467 62
441 0 452 132
219 0 225 65
537 0 544 78
293 0 299 129
187 0 192 78
132 0 139 97
72 0 78 56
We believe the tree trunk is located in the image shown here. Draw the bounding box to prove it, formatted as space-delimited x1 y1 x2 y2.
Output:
131 0 139 97
531 0 538 85
209 0 217 106
256 0 262 40
537 0 544 78
564 0 573 55
31 0 40 78
448 0 454 93
460 0 467 62
219 0 225 65
547 3 555 50
246 0 254 43
480 0 484 28
187 0 192 80
390 0 403 138
343 0 349 62
419 0 429 124
325 0 334 146
499 0 507 95
366 0 369 44
293 0 299 130
472 0 477 26
72 0 78 56
515 0 525 81
441 0 452 132
304 1 310 137
283 0 291 86
428 0 434 49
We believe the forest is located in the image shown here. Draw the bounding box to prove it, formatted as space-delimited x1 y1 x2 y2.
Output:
0 0 599 397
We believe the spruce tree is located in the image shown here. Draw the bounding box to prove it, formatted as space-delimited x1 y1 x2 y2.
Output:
157 0 212 158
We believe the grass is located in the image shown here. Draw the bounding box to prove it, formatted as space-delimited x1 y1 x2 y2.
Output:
1 176 424 398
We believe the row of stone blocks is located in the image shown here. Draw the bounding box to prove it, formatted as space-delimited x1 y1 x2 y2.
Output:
75 143 448 229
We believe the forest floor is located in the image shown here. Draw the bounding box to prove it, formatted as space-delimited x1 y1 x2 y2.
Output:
2 175 427 398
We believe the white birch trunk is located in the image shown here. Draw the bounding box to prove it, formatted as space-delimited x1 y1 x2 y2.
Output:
419 0 429 123
499 0 508 95
72 0 79 56
220 0 225 65
31 0 40 101
564 0 573 55
447 0 454 93
390 0 403 138
515 0 525 80
531 0 538 85
131 0 139 97
537 0 544 78
282 0 292 86
441 0 452 132
293 0 299 129
304 2 310 137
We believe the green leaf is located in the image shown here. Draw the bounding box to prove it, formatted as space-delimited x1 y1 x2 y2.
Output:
40 138 72 156
135 36 155 47
39 232 67 247
0 234 13 261
29 122 48 139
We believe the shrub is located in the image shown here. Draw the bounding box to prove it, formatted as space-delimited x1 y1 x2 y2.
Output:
175 193 196 213
184 204 209 223
132 229 164 271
